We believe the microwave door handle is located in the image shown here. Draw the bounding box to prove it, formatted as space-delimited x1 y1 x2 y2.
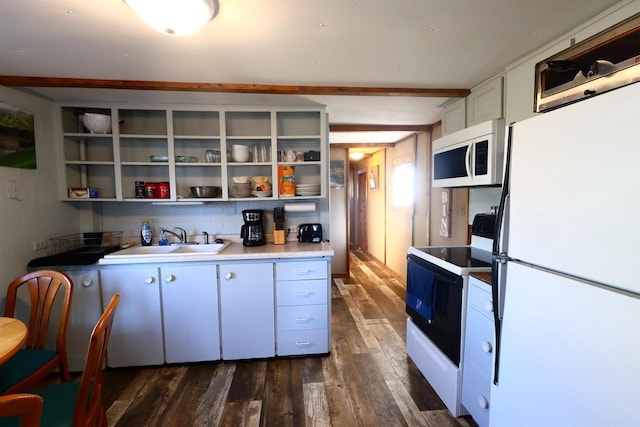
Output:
465 143 473 179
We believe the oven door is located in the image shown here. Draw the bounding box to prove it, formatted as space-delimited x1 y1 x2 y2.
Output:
406 254 464 365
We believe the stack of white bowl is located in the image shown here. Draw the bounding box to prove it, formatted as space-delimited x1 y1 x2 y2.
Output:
231 144 250 162
230 176 252 197
231 183 252 197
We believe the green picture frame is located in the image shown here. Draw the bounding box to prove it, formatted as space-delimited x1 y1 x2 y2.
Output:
0 102 37 169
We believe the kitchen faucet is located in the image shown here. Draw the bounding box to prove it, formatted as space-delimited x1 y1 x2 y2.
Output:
160 227 188 244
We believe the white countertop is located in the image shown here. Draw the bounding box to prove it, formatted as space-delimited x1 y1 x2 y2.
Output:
98 241 334 265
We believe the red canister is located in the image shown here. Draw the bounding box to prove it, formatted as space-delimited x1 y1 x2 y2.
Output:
158 182 170 199
144 183 157 198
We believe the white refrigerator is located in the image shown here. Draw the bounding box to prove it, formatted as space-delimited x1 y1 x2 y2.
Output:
489 82 640 427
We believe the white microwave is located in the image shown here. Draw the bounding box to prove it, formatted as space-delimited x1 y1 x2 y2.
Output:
432 119 505 188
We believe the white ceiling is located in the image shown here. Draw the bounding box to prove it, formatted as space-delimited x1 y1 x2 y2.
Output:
0 0 623 144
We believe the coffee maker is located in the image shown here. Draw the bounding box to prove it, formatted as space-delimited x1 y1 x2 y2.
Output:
241 209 265 246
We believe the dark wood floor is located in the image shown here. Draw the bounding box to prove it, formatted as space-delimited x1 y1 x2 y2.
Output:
100 250 477 427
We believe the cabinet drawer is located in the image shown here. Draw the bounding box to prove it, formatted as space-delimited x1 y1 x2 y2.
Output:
277 329 329 356
468 279 493 319
462 358 491 427
276 279 328 306
276 260 327 281
464 307 494 375
277 305 328 331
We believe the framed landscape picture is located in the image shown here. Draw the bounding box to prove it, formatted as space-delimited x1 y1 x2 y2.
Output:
0 102 36 169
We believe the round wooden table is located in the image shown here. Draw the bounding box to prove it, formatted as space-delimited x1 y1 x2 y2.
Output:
0 317 27 364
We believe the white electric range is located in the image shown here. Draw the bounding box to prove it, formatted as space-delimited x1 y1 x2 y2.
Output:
406 214 495 417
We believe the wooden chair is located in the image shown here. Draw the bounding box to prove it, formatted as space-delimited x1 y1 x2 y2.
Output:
0 393 43 427
32 293 120 427
0 270 73 395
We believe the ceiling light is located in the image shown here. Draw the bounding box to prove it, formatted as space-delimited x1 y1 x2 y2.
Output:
349 152 365 161
125 0 217 36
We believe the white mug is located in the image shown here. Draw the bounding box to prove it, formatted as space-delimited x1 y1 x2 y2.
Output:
285 149 296 162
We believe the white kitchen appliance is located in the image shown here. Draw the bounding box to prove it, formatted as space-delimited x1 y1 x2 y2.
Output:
406 214 495 416
490 82 640 427
432 119 505 188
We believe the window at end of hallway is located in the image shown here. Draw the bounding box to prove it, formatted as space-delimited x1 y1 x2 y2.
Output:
392 161 414 208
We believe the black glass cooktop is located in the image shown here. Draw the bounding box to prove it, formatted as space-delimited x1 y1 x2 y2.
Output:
412 246 491 268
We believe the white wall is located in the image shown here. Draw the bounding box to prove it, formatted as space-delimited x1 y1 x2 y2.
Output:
385 135 416 280
329 147 348 276
0 87 80 296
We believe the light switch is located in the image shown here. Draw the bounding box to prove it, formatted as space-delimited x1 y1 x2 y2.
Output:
6 179 20 200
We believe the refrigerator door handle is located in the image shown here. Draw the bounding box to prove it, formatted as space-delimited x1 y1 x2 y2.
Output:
491 122 515 385
491 255 503 385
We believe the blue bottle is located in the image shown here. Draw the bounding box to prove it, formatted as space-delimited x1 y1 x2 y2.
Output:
141 218 152 246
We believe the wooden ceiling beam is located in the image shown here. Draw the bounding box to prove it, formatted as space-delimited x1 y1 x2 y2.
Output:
0 76 469 98
330 124 431 132
331 142 395 149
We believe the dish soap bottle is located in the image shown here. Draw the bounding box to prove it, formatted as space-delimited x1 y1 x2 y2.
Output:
158 229 169 246
141 218 153 246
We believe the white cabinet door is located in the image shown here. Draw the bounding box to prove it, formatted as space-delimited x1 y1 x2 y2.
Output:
219 262 275 359
466 77 504 126
100 266 164 367
161 264 220 363
61 268 103 372
442 98 467 135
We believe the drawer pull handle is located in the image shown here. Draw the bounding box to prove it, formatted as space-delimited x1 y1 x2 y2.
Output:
482 341 493 353
294 269 312 275
295 341 311 347
484 301 494 313
478 396 489 409
164 275 175 282
295 316 311 322
295 291 311 297
81 278 93 287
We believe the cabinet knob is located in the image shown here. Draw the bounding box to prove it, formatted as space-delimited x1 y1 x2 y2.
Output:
164 275 175 282
482 341 493 353
478 396 489 409
81 277 93 287
145 276 155 284
224 272 233 280
484 301 494 313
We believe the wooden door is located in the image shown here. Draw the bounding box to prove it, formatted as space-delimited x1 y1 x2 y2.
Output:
356 169 368 251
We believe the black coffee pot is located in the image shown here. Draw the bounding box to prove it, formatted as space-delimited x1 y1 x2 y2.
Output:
241 209 265 246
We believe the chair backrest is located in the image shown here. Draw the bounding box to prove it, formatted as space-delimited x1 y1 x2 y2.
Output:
4 270 73 352
74 293 119 427
0 393 43 427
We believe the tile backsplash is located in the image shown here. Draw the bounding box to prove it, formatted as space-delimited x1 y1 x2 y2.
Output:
99 201 321 244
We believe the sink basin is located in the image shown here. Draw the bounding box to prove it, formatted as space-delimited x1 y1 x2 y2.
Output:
169 243 228 254
103 242 229 259
107 245 177 256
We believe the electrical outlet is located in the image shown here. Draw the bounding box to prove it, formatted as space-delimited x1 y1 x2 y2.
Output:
33 240 48 251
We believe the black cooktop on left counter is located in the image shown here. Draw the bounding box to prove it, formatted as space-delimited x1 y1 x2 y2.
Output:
28 246 123 267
